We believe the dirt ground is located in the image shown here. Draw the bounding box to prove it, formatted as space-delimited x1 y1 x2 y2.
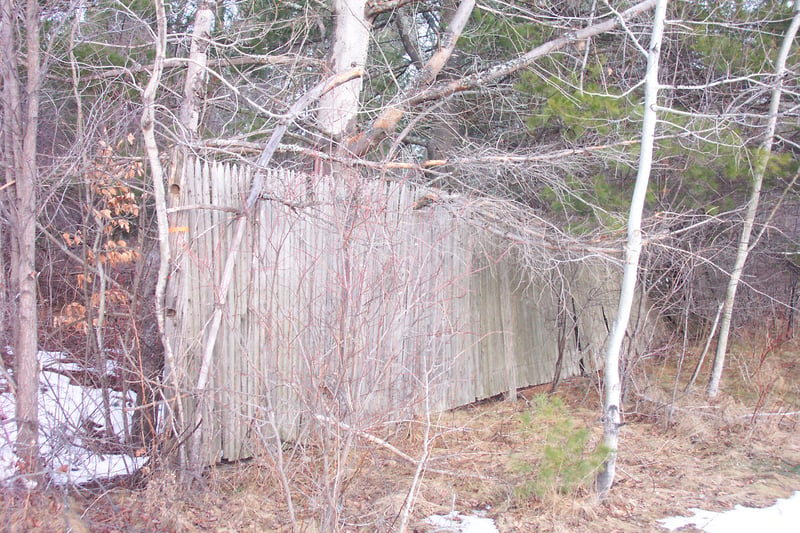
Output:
3 341 800 532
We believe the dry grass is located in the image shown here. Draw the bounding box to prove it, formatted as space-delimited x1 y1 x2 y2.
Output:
2 333 800 532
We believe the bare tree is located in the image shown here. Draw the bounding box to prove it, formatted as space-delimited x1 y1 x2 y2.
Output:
706 0 800 399
19 3 800 520
140 0 184 470
179 1 216 140
1 0 42 481
596 0 668 500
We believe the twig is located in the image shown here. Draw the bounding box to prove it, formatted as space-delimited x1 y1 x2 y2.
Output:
312 414 490 480
739 410 800 418
0 361 15 396
314 414 415 463
51 54 320 82
36 222 127 293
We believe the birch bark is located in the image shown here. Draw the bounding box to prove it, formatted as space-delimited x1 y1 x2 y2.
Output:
179 1 215 137
596 0 667 499
139 0 186 465
706 0 800 399
317 0 371 137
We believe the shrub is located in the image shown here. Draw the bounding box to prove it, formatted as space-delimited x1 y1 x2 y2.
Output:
515 395 609 499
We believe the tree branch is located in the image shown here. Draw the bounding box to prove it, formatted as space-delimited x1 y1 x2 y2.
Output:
348 0 657 156
411 0 657 106
52 54 321 82
365 0 419 21
348 0 476 155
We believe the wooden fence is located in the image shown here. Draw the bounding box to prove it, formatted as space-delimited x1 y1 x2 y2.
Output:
164 158 627 464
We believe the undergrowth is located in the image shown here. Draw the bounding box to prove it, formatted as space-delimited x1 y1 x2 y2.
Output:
513 394 610 500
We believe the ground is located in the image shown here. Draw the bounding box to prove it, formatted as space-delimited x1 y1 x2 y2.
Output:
2 334 800 532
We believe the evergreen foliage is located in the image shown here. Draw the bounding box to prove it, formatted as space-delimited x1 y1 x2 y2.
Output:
514 395 610 499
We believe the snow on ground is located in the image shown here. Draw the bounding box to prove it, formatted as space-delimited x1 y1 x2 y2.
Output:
1 350 147 485
658 491 800 533
424 511 499 533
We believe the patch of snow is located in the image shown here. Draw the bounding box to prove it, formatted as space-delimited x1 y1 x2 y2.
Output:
425 511 499 533
0 351 148 485
658 491 800 533
39 350 121 375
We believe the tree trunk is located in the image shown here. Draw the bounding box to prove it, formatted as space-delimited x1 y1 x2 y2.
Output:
596 0 667 500
179 1 215 137
138 0 216 461
1 0 42 481
140 0 185 466
706 0 800 399
0 0 18 363
348 0 476 155
317 0 371 137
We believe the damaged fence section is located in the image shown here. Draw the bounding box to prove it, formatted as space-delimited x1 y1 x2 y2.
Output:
164 158 627 464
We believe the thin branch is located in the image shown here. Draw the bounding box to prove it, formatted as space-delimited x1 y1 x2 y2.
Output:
202 137 643 170
603 0 649 55
347 0 657 156
349 0 477 155
707 0 800 398
365 0 419 20
406 0 657 108
51 54 321 82
748 165 800 253
685 301 723 392
35 222 125 293
312 414 489 480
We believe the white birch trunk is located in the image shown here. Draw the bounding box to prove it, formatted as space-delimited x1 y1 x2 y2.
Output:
140 0 187 466
596 0 667 499
706 0 800 399
179 1 215 136
317 0 370 136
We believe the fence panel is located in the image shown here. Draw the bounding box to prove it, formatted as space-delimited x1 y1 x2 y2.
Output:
165 159 623 462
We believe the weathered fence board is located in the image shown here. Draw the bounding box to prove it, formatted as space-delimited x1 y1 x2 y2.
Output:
165 159 627 464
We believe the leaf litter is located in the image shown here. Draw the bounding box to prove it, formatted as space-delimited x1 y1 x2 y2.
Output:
0 352 798 531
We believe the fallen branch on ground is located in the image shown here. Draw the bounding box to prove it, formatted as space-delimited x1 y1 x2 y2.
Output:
312 414 492 480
